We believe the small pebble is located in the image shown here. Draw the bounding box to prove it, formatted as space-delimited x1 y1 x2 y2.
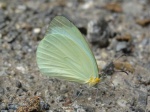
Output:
0 103 7 110
1 110 8 112
16 89 24 96
116 41 128 51
33 28 41 34
0 87 5 96
7 104 18 110
87 17 111 48
56 96 66 102
0 2 7 9
16 80 22 88
40 101 50 110
117 99 127 107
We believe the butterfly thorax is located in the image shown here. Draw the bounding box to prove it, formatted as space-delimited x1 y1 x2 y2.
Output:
86 76 100 86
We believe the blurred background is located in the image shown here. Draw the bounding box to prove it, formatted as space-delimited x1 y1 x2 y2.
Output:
0 0 150 111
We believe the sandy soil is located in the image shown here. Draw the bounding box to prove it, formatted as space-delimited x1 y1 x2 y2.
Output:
0 0 150 112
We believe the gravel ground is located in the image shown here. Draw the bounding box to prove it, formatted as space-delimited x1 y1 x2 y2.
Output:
0 0 150 112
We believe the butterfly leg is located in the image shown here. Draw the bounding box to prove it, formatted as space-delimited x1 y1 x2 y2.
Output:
72 89 83 102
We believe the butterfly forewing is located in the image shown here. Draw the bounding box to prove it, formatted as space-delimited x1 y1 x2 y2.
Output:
36 16 99 84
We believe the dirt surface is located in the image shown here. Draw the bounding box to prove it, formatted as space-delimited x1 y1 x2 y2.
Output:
0 0 150 112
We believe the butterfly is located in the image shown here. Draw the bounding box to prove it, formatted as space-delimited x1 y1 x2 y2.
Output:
36 16 101 87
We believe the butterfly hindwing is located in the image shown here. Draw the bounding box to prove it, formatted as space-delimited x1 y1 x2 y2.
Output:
36 16 99 84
